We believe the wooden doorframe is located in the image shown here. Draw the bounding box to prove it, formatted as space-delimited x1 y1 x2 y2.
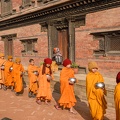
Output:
47 19 75 62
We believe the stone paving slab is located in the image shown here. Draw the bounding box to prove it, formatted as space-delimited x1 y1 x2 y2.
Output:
0 87 116 120
0 88 83 120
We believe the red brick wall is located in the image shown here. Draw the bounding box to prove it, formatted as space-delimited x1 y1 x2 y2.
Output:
75 7 120 77
0 1 120 78
0 24 48 69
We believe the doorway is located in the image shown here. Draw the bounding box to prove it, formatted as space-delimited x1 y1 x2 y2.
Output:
57 29 69 61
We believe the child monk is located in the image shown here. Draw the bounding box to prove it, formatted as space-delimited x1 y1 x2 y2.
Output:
54 59 77 114
86 61 107 120
36 58 54 105
0 53 6 89
13 58 24 96
114 72 120 120
28 59 39 98
4 56 14 91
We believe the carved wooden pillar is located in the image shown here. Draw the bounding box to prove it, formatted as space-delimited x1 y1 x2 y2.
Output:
47 21 57 58
48 23 52 58
68 18 75 62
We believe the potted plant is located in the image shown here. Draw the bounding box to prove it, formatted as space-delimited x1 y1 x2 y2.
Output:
71 62 79 74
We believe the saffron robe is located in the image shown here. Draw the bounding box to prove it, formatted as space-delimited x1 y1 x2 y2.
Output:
58 67 77 108
114 83 120 120
36 65 54 101
86 71 107 120
0 58 6 84
13 63 24 93
4 61 14 87
51 61 58 72
28 64 39 94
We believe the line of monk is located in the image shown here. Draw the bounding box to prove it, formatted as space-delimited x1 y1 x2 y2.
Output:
0 52 119 119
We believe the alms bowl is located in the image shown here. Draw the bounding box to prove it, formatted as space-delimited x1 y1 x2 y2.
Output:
69 78 76 84
95 82 105 89
9 67 13 72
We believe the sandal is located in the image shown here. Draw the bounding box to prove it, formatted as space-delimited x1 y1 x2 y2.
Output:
54 105 61 110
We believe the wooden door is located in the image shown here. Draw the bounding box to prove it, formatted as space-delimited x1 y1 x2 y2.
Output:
58 29 69 60
4 39 13 57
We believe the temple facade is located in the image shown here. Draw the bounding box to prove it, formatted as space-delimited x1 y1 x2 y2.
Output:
0 0 120 77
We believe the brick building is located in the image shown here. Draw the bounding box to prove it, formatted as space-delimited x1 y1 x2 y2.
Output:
0 0 120 78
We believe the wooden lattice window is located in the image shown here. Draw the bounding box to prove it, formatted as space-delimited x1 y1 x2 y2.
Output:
22 0 31 7
91 30 120 56
1 0 12 16
109 36 120 51
20 38 38 55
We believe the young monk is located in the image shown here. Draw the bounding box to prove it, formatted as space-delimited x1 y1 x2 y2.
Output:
86 61 107 120
0 53 6 89
28 59 39 98
4 56 14 91
114 72 120 120
36 58 54 105
13 58 24 96
54 59 77 114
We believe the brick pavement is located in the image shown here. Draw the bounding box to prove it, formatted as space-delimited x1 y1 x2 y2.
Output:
0 86 116 120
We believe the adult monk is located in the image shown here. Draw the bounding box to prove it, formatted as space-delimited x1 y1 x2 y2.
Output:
36 58 54 105
4 56 14 91
54 59 77 114
114 72 120 120
86 61 107 120
28 59 39 98
13 58 24 96
0 53 6 89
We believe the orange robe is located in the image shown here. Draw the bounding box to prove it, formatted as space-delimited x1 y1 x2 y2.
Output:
0 58 6 84
86 71 107 120
13 63 24 93
28 65 39 94
4 61 14 87
114 83 120 120
36 65 54 101
58 67 77 108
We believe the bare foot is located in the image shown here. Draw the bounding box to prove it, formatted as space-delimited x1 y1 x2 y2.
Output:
54 105 61 110
69 110 77 114
36 100 41 105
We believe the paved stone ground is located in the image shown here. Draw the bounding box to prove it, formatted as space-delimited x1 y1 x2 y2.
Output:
0 86 116 120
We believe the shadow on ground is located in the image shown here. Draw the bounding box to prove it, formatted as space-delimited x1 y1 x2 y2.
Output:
52 82 110 120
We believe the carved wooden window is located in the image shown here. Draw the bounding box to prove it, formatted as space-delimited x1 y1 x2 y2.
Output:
22 0 31 7
20 38 38 55
37 0 59 5
1 0 12 17
1 34 16 57
91 30 120 56
93 35 105 55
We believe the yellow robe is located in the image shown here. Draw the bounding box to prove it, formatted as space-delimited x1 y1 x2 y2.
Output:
114 83 120 120
13 63 24 93
51 61 58 72
28 65 39 94
86 71 107 120
0 58 6 84
36 65 54 101
4 61 14 87
58 67 77 108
